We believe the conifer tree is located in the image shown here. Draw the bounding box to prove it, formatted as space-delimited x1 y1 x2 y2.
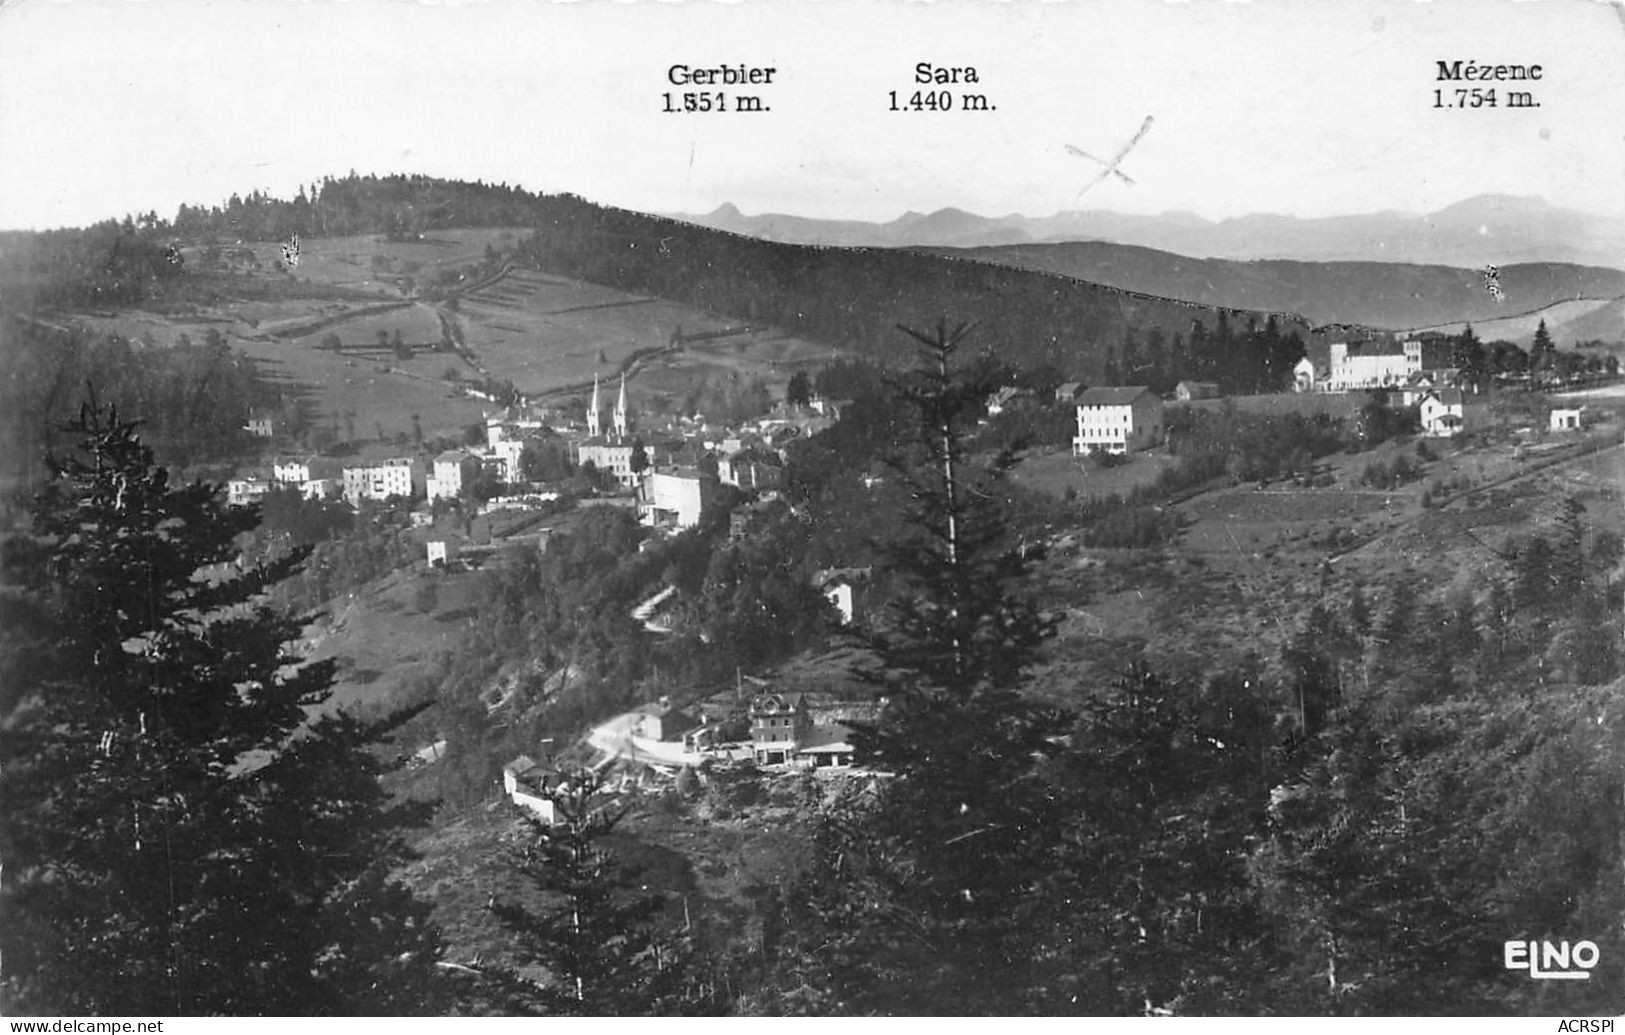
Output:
774 322 1066 1013
492 770 703 1015
0 404 445 1015
1042 664 1280 1014
1530 319 1555 376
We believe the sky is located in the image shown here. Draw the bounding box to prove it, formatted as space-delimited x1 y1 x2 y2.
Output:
1 0 1623 231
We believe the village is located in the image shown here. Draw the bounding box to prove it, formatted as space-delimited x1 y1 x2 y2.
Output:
213 325 1619 830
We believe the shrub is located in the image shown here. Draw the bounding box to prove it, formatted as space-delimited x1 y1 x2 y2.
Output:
1080 505 1181 549
674 766 699 797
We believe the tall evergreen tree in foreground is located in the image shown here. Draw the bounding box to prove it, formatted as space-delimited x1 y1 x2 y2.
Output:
767 322 1068 1013
0 404 445 1014
492 770 708 1015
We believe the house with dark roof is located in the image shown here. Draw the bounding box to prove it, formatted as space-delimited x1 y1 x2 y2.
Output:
718 449 783 492
813 566 872 625
502 755 557 823
985 385 1032 416
1072 385 1164 455
750 692 812 765
428 449 480 501
1419 388 1472 437
1293 356 1324 392
632 697 699 742
795 724 857 769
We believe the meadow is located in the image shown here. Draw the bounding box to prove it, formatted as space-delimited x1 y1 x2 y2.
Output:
59 229 846 448
1012 444 1181 502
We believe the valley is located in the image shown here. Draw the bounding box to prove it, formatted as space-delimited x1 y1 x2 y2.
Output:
5 174 1623 1018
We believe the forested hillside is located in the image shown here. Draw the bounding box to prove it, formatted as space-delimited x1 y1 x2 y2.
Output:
1 174 1327 383
930 241 1625 331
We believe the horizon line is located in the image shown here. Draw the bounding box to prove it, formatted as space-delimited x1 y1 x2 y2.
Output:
0 175 1608 236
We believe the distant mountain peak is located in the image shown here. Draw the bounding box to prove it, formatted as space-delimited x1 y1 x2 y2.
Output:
667 193 1622 268
1430 194 1553 218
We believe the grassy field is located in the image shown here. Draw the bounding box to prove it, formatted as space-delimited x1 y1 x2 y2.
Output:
1177 392 1365 419
63 229 852 449
302 561 490 715
452 267 837 411
182 228 517 296
1014 413 1625 704
1412 297 1618 345
1178 485 1400 555
1012 444 1181 502
1555 382 1625 411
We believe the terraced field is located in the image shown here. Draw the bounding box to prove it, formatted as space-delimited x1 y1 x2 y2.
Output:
64 230 845 450
451 266 836 412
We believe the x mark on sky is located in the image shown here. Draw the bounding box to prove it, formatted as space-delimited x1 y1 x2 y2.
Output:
1067 116 1155 197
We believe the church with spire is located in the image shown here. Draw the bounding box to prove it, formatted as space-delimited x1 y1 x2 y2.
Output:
575 371 642 488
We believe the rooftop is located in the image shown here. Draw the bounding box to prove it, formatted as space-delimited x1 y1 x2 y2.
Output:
797 724 856 752
1076 385 1157 407
504 754 543 776
813 566 873 587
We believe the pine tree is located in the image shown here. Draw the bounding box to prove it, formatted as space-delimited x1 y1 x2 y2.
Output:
771 321 1067 1013
1530 320 1555 377
0 405 446 1014
1452 325 1486 393
1044 664 1280 1014
786 370 813 409
1250 686 1625 1016
491 770 702 1015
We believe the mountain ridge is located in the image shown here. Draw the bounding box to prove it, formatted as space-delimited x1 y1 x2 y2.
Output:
675 195 1625 269
921 240 1625 334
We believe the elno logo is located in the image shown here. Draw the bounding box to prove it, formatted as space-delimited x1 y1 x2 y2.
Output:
1504 940 1599 980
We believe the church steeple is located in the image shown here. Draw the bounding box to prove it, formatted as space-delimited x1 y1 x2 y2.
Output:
587 374 602 437
612 373 628 440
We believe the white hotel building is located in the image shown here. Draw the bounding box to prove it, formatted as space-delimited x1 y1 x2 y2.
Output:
1072 386 1165 456
342 458 425 503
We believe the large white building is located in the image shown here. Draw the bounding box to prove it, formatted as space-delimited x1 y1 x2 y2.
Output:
272 456 322 485
1072 386 1164 456
576 439 640 488
427 450 481 500
1326 342 1416 390
342 458 424 503
227 477 271 507
639 468 716 529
